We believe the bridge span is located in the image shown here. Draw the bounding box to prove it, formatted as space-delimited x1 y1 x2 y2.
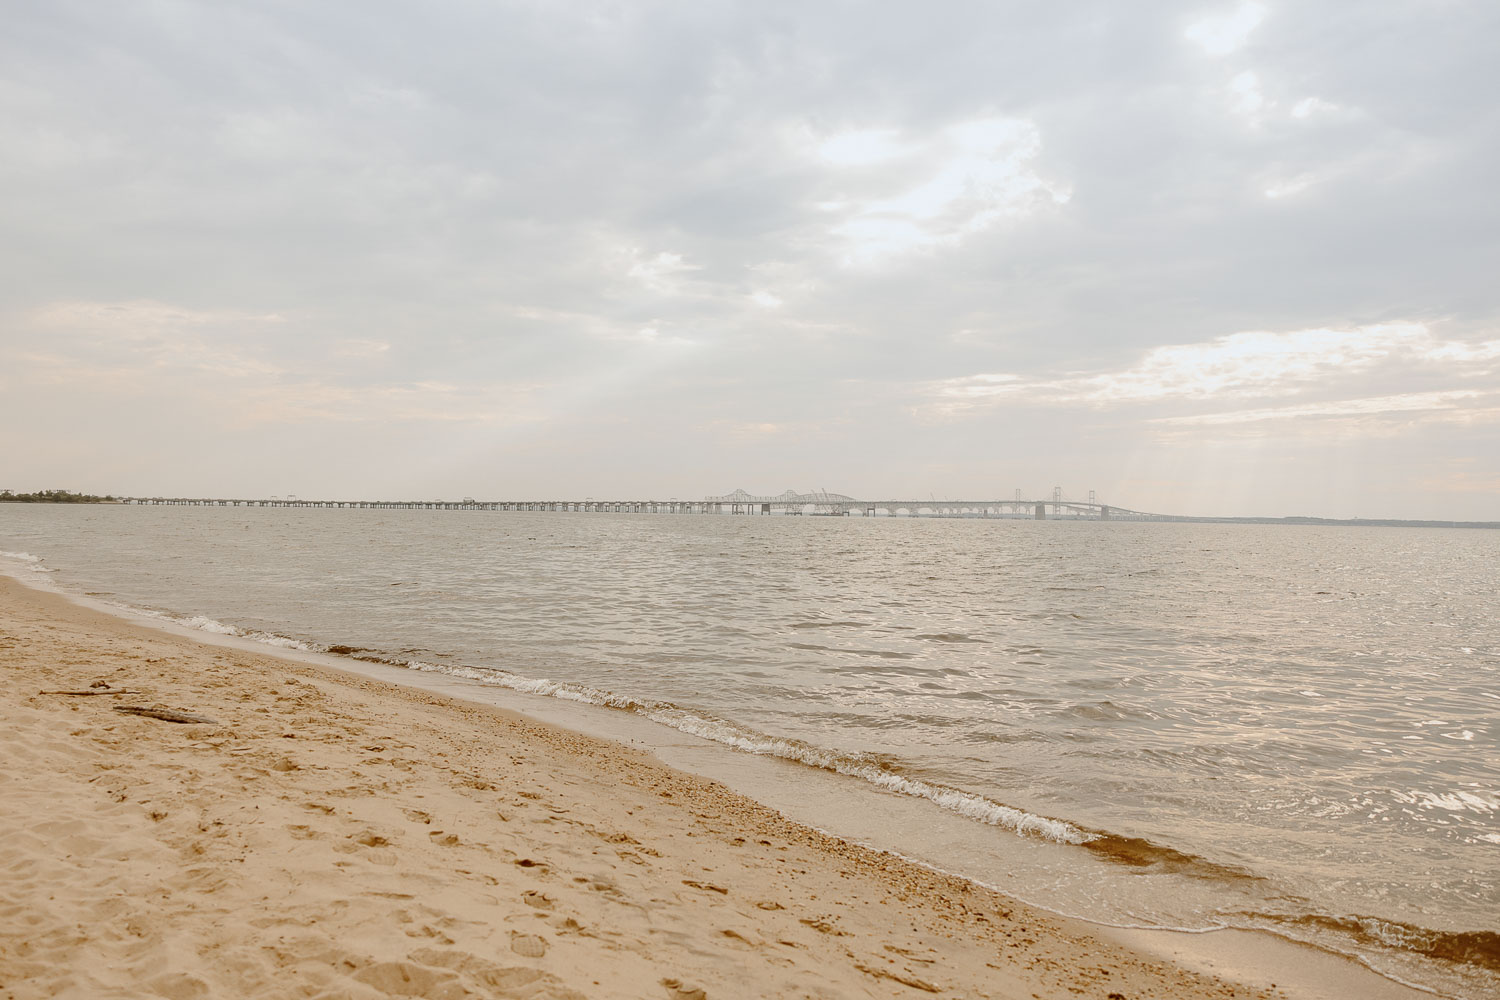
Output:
119 488 1165 520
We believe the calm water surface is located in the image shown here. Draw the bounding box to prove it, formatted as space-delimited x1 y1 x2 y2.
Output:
3 506 1496 996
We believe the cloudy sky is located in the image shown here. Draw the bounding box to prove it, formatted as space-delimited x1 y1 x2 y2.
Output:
2 1 1496 518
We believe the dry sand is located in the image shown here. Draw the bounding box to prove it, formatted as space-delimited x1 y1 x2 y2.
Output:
0 574 1412 999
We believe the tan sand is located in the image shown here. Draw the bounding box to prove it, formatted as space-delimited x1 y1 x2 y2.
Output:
0 574 1419 999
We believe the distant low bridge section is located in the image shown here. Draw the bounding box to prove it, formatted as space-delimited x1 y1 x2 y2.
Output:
119 488 1166 520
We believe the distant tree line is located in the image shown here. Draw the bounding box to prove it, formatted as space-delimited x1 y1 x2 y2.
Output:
0 489 115 503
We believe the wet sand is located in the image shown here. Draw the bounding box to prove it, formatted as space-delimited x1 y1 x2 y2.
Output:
0 574 1420 999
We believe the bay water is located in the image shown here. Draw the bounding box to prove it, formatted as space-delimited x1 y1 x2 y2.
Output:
3 505 1495 996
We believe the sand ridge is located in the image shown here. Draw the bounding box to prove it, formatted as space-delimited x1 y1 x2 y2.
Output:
1 574 1286 999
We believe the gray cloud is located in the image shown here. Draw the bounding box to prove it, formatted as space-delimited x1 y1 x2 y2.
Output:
2 1 1496 517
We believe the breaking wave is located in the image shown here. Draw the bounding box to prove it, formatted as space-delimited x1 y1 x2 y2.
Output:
134 608 315 652
0 550 56 572
1237 910 1500 976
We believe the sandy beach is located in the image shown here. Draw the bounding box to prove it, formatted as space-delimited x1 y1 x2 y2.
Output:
0 573 1421 1000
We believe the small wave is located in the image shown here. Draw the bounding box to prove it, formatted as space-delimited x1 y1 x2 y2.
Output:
1239 910 1500 974
126 607 315 652
0 550 54 572
182 615 239 636
251 632 313 650
321 646 1096 845
1054 700 1139 722
788 642 917 659
790 620 871 629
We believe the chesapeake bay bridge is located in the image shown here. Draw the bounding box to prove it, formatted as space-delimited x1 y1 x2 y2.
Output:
120 488 1166 520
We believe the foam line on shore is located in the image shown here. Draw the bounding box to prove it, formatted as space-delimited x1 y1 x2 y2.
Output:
111 602 1100 847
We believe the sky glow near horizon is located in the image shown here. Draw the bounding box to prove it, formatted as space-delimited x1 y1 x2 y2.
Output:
1 2 1497 518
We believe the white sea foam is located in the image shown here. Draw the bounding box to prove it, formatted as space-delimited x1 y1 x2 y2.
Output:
246 631 312 651
123 606 315 652
0 550 55 572
183 615 239 635
1391 788 1500 815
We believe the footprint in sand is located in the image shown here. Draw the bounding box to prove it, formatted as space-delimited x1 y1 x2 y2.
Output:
522 890 554 910
351 960 458 997
681 879 728 895
406 948 583 998
510 932 548 958
799 917 847 936
148 971 211 1000
660 977 708 1000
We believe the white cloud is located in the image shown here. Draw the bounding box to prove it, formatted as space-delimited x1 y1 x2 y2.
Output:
34 299 285 338
12 299 560 425
1291 96 1339 119
626 250 700 293
11 343 546 426
29 299 289 377
921 323 1500 416
1185 2 1267 56
1228 70 1268 119
334 338 391 357
1151 390 1487 425
817 128 908 166
1264 173 1317 199
817 117 1069 263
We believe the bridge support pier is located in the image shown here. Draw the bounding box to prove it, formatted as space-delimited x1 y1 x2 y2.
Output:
1034 503 1046 520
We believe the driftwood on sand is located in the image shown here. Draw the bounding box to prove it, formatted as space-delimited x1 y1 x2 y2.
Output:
113 705 220 725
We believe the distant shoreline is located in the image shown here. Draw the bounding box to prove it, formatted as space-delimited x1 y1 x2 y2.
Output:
0 492 115 504
11 496 1496 528
1130 514 1500 529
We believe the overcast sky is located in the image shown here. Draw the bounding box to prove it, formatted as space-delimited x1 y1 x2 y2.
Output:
2 1 1496 518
